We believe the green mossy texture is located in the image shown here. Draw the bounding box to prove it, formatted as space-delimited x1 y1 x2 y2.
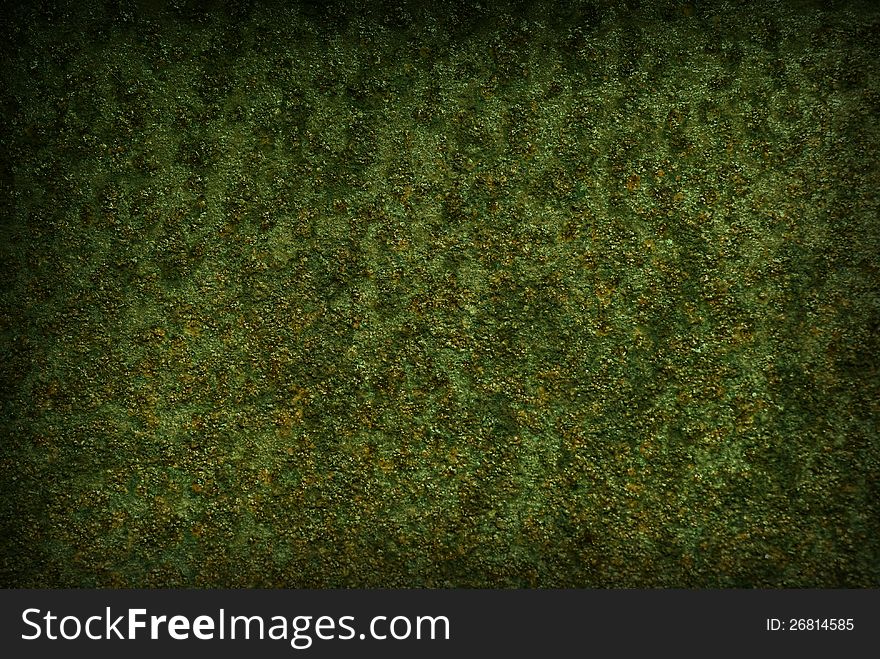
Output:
1 0 878 587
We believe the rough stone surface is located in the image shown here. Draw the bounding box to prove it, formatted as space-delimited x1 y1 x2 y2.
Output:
0 0 878 587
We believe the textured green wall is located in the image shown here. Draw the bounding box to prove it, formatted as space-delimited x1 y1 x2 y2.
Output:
1 0 878 587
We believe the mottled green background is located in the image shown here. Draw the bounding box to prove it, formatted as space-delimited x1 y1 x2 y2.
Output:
1 0 878 587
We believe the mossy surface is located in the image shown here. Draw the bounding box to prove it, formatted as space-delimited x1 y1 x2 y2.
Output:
1 0 878 587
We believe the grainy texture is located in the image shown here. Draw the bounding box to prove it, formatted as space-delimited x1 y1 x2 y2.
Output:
1 0 878 587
